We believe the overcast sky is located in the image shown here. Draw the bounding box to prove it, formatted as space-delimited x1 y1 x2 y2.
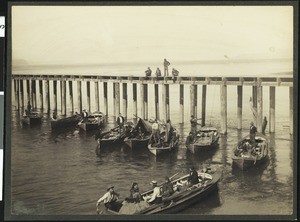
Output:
12 6 293 65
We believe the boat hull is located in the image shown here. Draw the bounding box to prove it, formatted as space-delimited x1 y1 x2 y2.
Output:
51 116 81 130
124 137 150 150
79 122 100 131
232 156 268 171
187 138 219 154
148 140 178 156
21 116 42 126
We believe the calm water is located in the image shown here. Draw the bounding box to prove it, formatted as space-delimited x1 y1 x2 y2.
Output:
10 60 294 215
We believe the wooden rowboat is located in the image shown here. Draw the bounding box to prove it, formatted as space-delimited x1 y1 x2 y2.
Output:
99 168 221 215
51 115 81 130
148 135 179 156
186 126 220 153
78 112 105 131
232 134 269 171
21 112 42 126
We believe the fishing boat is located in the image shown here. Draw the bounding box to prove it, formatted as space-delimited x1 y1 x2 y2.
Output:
186 126 220 153
51 114 81 130
99 168 221 215
21 112 42 126
78 112 105 131
232 134 269 171
148 131 179 156
97 127 127 149
124 118 152 150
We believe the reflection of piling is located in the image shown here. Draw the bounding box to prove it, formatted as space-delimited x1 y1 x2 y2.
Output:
220 78 227 134
202 85 207 127
132 83 137 119
179 84 184 123
257 84 263 133
269 86 275 133
122 83 127 119
289 87 293 134
237 85 243 130
45 80 50 113
154 84 159 120
69 81 74 113
252 86 257 126
103 82 108 118
77 81 82 113
61 80 66 115
94 82 100 112
53 80 58 112
39 80 43 110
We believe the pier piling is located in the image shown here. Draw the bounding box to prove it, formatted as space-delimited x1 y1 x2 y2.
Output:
180 84 184 123
140 83 145 119
26 80 30 106
77 81 82 113
154 84 159 120
94 82 100 112
69 81 74 113
53 80 58 112
32 80 37 109
237 85 243 130
114 83 120 117
166 84 170 121
122 83 127 119
202 85 207 127
15 80 19 110
61 80 67 116
144 84 148 120
87 81 91 113
190 84 197 118
257 85 263 133
269 86 275 133
220 78 227 134
133 83 137 120
20 80 24 110
103 82 108 119
39 80 43 110
252 86 257 126
45 80 50 113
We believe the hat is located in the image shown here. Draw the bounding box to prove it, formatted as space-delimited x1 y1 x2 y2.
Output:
189 166 195 171
107 185 114 191
150 180 157 185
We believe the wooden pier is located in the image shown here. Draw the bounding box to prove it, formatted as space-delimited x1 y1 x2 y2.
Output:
12 74 294 134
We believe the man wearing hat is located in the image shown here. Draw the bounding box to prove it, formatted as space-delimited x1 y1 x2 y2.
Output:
162 176 174 197
249 121 257 146
96 186 121 211
144 181 162 204
188 167 199 185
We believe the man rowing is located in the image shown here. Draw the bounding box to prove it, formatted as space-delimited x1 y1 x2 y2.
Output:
96 186 122 212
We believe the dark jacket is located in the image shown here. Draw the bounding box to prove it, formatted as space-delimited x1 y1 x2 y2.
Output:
117 116 125 125
250 125 257 134
188 170 199 185
162 181 174 197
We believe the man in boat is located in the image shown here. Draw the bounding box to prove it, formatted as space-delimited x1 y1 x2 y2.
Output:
96 186 122 212
27 101 32 115
82 110 88 121
155 68 162 79
52 111 57 120
250 122 257 146
186 132 194 146
162 176 174 197
144 181 162 205
190 115 201 133
163 58 170 76
165 119 174 144
188 167 199 185
151 119 160 145
137 126 144 139
262 116 268 135
116 113 125 133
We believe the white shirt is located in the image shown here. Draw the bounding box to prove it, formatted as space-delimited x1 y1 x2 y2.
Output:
152 123 159 130
97 191 117 204
147 186 161 203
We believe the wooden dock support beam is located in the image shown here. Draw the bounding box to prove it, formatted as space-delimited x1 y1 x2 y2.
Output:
180 84 184 123
103 82 108 118
140 83 145 119
202 85 207 127
220 78 227 134
19 80 24 109
257 86 263 133
87 81 91 113
77 81 82 113
154 84 159 120
237 85 243 130
69 81 74 113
94 82 100 112
122 83 127 119
45 80 50 113
252 86 257 126
61 80 67 116
190 84 197 118
39 80 43 110
166 84 170 121
289 87 293 134
15 80 19 110
133 83 137 120
53 80 58 112
32 80 37 109
269 86 275 133
144 84 148 120
114 83 120 117
26 80 30 106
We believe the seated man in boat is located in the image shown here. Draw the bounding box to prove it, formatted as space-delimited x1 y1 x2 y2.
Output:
127 182 142 203
162 176 175 197
143 181 162 205
96 186 122 212
188 167 199 186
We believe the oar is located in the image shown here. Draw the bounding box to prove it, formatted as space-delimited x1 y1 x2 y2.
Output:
100 126 119 137
169 172 179 180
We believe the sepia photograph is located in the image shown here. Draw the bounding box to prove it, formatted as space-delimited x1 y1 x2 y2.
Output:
4 1 297 220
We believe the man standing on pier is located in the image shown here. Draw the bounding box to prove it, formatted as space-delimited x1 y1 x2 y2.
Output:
163 59 170 76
